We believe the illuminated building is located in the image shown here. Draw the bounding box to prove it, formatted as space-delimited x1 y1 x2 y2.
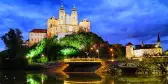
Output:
126 33 162 59
29 29 47 47
29 4 90 46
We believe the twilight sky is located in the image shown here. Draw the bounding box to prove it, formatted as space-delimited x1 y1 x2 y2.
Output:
0 0 168 51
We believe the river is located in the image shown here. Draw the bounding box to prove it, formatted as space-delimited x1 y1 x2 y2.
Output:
0 71 168 84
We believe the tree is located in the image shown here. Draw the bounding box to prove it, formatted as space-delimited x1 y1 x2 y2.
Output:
0 28 28 69
110 44 126 60
1 28 25 59
59 32 109 58
60 32 104 51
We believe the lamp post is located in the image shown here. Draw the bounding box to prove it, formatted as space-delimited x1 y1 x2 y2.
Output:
110 48 114 61
96 49 99 58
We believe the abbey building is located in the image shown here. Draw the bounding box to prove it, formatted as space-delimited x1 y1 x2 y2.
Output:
28 4 90 46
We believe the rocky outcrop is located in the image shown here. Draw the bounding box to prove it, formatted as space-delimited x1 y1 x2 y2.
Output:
95 61 122 76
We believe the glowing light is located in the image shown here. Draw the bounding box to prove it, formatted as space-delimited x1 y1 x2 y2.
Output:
110 48 113 52
96 49 99 53
60 48 77 56
111 59 115 62
64 58 102 62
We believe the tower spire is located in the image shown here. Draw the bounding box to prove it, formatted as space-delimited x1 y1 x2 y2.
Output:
73 4 75 8
157 32 160 42
72 4 76 11
60 3 64 10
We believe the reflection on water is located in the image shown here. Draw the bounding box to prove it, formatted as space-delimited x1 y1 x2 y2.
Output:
0 71 168 84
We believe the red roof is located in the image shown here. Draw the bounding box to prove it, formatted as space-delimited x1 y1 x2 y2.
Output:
126 42 133 46
30 29 47 33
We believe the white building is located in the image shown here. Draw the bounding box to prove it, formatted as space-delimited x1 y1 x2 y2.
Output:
29 29 47 47
126 33 162 59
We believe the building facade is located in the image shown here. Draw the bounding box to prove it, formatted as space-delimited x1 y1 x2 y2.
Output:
126 33 162 59
29 29 47 47
29 4 90 46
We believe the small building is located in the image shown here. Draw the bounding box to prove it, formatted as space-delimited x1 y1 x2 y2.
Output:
126 33 162 59
29 29 47 47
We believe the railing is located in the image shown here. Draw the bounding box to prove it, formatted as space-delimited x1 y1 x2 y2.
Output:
64 57 102 62
118 63 139 68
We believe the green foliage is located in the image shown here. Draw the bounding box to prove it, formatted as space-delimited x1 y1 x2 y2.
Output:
60 48 77 55
60 32 104 50
27 32 109 62
27 74 47 84
37 56 48 63
110 44 126 60
26 39 46 58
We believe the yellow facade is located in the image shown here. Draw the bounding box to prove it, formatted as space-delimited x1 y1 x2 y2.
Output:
47 4 90 37
79 19 90 32
126 45 134 59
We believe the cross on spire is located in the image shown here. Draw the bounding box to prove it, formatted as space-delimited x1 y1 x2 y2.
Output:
73 4 75 8
72 4 76 11
61 3 63 7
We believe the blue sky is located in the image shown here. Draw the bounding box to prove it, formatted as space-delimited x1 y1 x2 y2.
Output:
0 0 168 51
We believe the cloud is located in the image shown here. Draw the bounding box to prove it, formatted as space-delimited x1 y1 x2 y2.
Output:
83 0 168 45
0 0 168 51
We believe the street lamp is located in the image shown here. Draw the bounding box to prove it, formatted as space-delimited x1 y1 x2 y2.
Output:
110 48 114 61
96 49 99 58
41 54 44 57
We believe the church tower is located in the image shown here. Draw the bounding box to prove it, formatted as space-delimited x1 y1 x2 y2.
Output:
126 42 134 60
71 4 78 25
59 3 65 24
141 41 144 47
47 16 58 37
157 32 161 47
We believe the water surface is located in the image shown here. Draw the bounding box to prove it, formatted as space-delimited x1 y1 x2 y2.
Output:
0 71 168 84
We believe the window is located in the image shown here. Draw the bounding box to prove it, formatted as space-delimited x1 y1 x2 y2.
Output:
74 17 75 19
61 16 63 19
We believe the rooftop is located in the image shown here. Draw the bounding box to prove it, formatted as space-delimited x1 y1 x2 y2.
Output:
134 44 161 50
30 29 47 33
126 42 133 46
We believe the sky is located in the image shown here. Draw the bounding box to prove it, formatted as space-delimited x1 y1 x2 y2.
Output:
0 0 168 51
